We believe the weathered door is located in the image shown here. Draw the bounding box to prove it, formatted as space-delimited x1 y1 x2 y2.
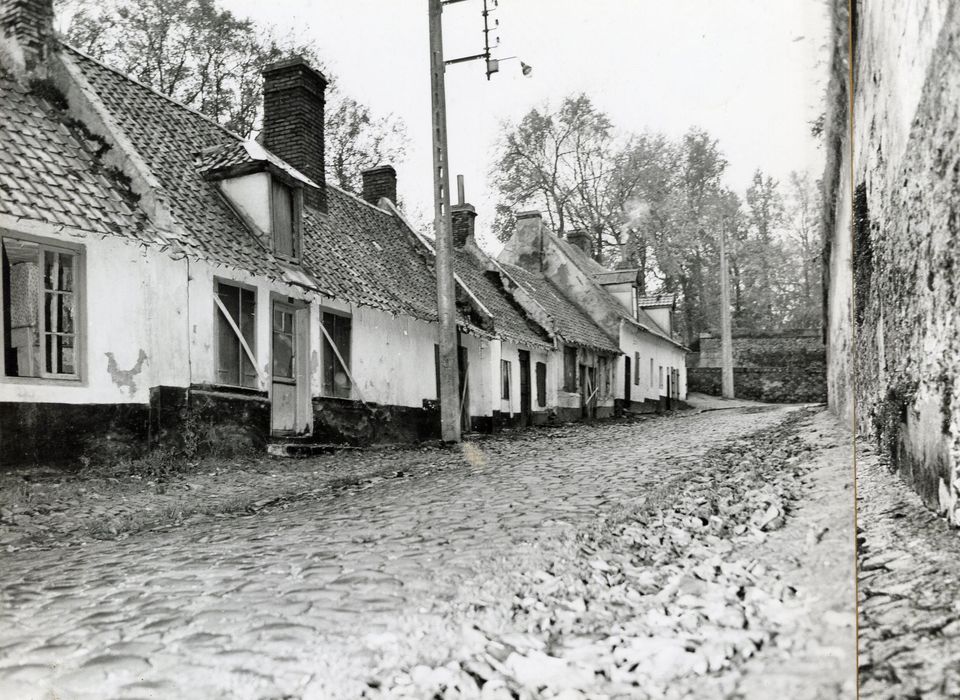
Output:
624 356 632 405
271 301 299 435
518 349 532 427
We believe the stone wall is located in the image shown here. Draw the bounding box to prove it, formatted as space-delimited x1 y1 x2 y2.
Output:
688 332 827 403
842 0 960 520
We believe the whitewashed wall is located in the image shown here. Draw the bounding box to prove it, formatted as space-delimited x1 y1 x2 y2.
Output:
1 226 190 405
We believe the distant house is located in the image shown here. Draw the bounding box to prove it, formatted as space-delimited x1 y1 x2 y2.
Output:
498 212 688 412
0 0 635 465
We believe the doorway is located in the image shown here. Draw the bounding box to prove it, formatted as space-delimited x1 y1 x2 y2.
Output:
624 355 632 405
271 299 310 436
518 349 532 427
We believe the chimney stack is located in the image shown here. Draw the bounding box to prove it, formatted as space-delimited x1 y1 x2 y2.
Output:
0 0 55 75
361 165 397 206
451 174 476 248
261 57 327 213
566 228 593 258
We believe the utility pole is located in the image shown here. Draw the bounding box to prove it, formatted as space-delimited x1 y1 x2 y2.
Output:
719 221 735 398
428 0 461 442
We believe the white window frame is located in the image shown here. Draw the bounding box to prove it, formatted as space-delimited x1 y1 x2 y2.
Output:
0 232 85 384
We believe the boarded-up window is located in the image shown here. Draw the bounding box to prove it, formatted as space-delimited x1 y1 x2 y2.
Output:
272 179 296 258
501 359 511 399
215 282 257 388
634 352 640 385
322 311 351 398
563 346 577 392
2 237 82 379
535 361 546 407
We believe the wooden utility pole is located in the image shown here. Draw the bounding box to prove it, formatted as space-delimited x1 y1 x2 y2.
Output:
719 222 735 398
428 0 461 442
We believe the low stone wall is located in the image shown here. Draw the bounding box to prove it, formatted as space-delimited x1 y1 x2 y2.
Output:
690 331 827 403
688 367 826 404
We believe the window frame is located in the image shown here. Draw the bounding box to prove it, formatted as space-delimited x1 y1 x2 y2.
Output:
213 277 259 390
659 365 664 390
0 231 86 384
320 307 352 399
268 175 303 262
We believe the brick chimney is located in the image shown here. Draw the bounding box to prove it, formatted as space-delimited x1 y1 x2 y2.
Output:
451 203 476 248
0 0 55 75
450 174 477 248
261 57 327 213
566 228 593 258
361 165 396 206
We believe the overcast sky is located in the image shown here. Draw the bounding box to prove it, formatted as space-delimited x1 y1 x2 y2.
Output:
219 0 830 251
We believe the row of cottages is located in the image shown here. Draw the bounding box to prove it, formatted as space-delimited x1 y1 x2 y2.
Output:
0 0 685 465
498 213 688 412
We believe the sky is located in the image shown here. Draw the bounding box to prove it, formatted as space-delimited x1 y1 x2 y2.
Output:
218 0 831 252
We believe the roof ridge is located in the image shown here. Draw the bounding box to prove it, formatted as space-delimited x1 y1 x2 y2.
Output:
61 43 245 144
325 181 399 215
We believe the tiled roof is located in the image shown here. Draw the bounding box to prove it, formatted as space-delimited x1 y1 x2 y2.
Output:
302 187 445 322
63 46 481 330
197 140 319 187
553 232 682 347
453 250 553 350
64 46 289 278
499 263 620 354
638 293 676 308
0 67 159 241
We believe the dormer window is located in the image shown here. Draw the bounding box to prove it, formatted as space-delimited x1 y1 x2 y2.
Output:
271 178 299 259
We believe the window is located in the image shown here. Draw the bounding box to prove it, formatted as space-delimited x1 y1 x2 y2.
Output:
597 357 607 396
215 281 257 388
272 307 295 379
322 311 351 398
634 352 640 385
535 362 547 408
271 179 297 258
2 236 81 379
659 365 664 390
501 359 511 400
650 358 655 387
563 346 577 392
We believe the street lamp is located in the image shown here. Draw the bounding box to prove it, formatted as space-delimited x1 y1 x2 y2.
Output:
427 0 530 443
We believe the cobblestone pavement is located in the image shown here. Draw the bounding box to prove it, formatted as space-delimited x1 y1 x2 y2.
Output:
0 406 829 699
857 441 960 699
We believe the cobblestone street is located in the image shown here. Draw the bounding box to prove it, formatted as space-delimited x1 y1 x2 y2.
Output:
0 407 854 699
856 442 960 699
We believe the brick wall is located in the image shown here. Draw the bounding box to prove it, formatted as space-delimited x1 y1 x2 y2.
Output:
689 331 826 403
837 0 960 519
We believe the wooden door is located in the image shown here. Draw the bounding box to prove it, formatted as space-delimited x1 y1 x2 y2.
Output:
518 349 532 427
624 356 632 404
271 301 298 435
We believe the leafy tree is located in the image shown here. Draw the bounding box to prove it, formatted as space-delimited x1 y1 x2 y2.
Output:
58 0 407 193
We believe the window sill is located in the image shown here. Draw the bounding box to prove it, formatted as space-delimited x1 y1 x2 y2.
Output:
0 376 86 387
